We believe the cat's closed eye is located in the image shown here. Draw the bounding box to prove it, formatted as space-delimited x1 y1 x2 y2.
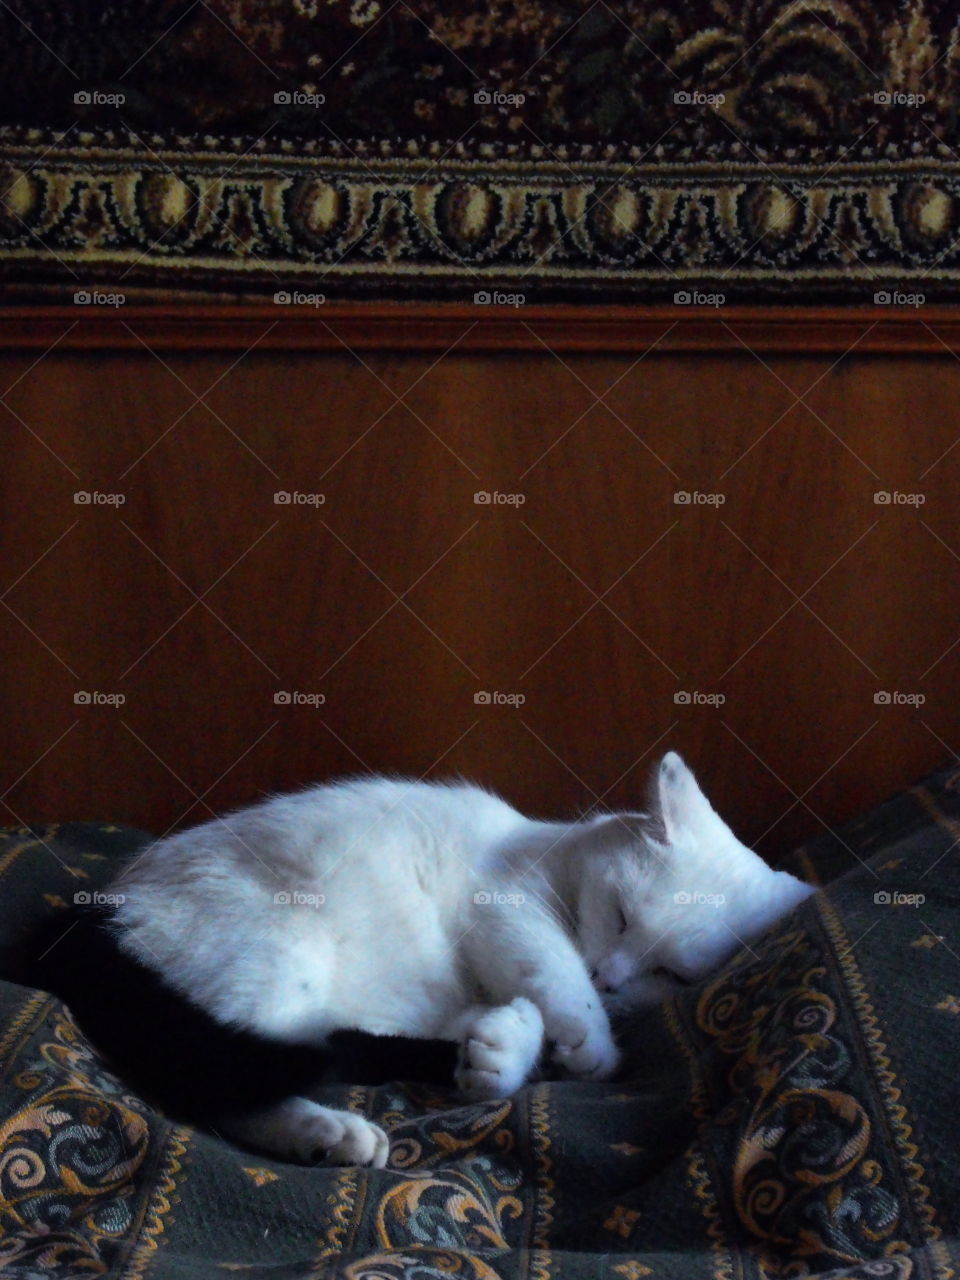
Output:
617 906 628 934
650 966 693 987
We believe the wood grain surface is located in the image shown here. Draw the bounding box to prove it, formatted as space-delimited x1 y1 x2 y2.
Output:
2 313 957 860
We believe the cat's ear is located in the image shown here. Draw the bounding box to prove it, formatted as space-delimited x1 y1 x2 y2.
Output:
649 752 729 845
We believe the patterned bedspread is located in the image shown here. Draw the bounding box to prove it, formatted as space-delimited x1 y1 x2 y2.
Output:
1 766 959 1278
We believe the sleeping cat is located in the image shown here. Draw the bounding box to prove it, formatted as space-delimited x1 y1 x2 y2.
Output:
92 751 813 1169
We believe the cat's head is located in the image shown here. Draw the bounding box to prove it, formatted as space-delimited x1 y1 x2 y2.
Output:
570 752 815 1010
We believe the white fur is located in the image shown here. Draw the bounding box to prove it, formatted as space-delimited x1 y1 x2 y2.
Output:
110 753 814 1165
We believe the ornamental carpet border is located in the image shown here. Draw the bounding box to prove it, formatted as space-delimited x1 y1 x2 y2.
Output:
2 133 960 303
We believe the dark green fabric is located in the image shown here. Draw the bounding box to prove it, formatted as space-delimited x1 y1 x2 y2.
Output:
1 768 959 1278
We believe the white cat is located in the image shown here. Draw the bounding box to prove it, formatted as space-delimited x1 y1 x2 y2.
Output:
109 752 813 1168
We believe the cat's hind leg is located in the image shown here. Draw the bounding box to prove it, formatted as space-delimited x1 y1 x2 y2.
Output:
219 1097 390 1168
450 998 544 1101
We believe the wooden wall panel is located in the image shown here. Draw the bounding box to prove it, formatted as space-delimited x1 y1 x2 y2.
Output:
1 336 958 861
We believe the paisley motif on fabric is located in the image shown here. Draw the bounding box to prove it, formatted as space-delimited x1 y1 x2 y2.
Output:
690 925 904 1270
0 1005 152 1277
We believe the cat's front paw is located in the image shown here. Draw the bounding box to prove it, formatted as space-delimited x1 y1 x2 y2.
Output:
550 1008 620 1081
455 997 545 1101
295 1108 390 1168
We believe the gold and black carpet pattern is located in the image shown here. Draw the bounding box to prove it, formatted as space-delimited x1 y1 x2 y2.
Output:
1 0 959 300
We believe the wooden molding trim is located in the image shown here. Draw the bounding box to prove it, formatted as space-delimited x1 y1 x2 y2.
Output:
1 303 960 354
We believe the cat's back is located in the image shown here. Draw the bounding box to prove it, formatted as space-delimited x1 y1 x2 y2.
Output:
115 774 525 897
242 774 523 870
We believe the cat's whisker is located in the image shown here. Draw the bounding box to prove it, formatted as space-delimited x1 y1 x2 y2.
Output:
517 876 577 934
